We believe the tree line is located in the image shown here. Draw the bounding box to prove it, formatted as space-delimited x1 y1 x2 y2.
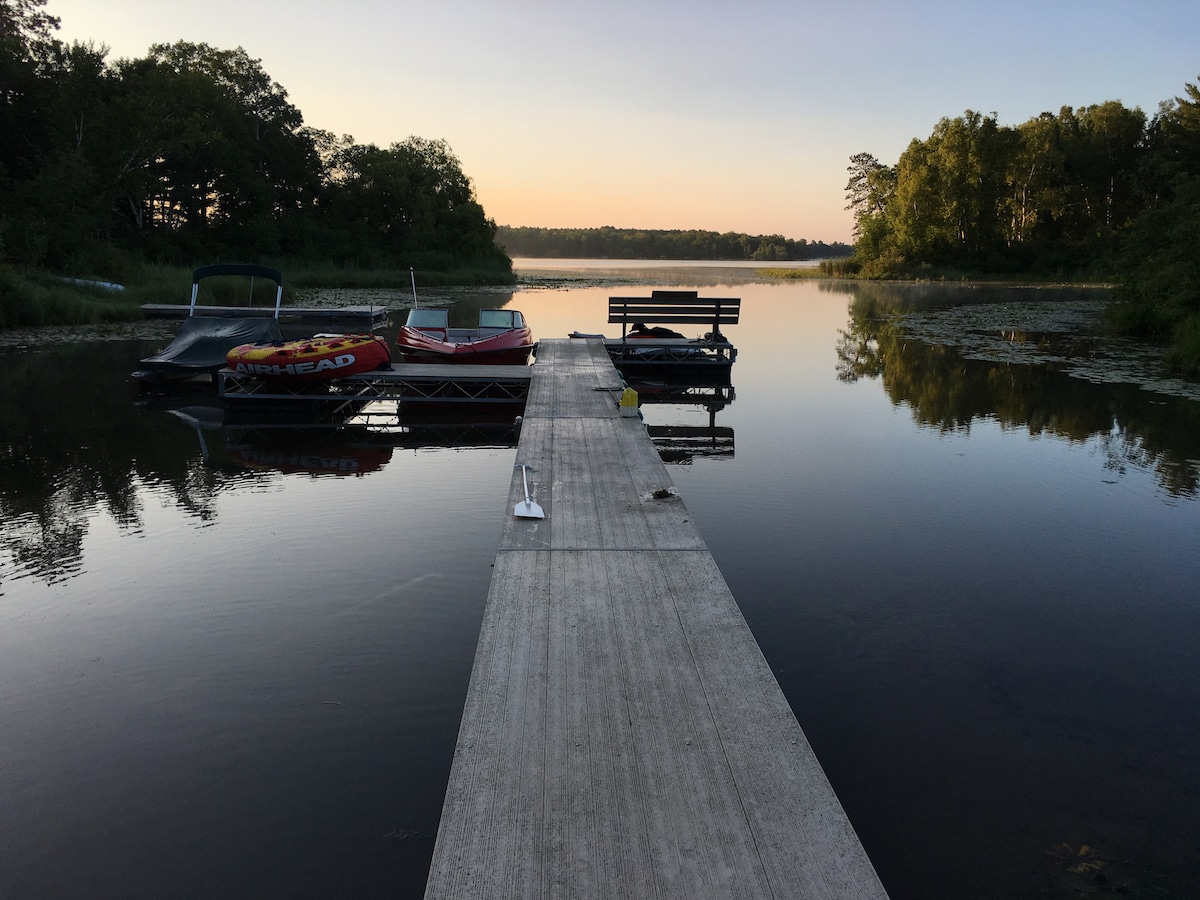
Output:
842 81 1200 372
0 0 511 280
496 225 851 262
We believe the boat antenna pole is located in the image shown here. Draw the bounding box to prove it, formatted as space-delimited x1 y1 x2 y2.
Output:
410 266 418 309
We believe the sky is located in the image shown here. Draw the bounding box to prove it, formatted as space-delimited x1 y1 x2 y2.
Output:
47 0 1200 244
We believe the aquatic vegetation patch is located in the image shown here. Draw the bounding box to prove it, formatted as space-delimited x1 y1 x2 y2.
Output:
894 299 1200 402
0 321 178 347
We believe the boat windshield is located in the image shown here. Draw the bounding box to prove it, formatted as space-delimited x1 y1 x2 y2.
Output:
479 309 522 329
406 309 449 330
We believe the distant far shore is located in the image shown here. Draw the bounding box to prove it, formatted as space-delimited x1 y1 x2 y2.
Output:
496 225 851 263
511 257 822 269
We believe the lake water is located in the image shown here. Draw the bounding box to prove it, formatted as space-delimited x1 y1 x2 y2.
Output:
2 263 1198 898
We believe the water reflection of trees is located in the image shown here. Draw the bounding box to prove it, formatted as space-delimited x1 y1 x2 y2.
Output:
0 341 241 584
835 285 1200 497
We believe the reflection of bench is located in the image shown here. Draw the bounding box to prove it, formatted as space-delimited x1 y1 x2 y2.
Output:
608 290 741 341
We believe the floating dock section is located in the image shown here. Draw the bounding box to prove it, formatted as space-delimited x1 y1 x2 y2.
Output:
424 339 887 899
218 363 531 407
142 303 388 326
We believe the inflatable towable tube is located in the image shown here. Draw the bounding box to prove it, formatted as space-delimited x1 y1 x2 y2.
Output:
227 334 391 381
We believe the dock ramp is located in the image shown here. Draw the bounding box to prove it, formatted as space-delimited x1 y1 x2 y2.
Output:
424 339 888 899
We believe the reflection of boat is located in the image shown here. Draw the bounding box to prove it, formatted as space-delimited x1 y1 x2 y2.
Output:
133 265 285 387
626 381 735 411
621 375 737 464
232 444 393 477
397 308 534 364
225 334 391 381
647 425 735 464
156 399 520 476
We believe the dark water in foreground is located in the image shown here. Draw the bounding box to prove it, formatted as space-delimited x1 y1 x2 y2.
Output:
2 267 1199 898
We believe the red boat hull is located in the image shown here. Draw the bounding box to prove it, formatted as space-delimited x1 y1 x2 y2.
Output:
396 326 534 365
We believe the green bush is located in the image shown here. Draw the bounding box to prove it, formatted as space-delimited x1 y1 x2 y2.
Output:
1110 177 1200 372
0 266 147 328
0 267 42 327
1166 315 1200 376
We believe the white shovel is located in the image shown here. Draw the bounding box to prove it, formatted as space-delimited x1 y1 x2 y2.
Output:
514 464 545 519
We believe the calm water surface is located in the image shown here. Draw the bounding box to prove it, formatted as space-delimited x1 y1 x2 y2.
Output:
2 264 1198 898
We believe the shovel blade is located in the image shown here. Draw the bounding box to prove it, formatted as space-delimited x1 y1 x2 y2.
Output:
514 500 544 519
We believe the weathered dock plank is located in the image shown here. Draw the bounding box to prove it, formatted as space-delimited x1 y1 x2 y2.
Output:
424 339 887 899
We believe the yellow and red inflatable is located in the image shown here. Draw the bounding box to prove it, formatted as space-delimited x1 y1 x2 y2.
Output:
226 334 391 381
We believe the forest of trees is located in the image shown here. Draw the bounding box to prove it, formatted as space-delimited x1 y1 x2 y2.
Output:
496 225 851 261
0 0 511 280
842 82 1200 371
844 103 1147 274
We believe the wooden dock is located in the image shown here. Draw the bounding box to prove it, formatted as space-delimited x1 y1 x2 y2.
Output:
424 339 888 899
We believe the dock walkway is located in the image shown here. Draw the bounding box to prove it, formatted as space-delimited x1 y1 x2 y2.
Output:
424 339 888 899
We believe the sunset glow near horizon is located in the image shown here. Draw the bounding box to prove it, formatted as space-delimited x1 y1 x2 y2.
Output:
48 0 1200 245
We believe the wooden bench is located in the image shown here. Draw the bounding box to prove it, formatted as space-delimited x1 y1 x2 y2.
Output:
608 290 741 341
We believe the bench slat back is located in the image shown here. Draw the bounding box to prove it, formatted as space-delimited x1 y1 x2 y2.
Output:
608 290 740 335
